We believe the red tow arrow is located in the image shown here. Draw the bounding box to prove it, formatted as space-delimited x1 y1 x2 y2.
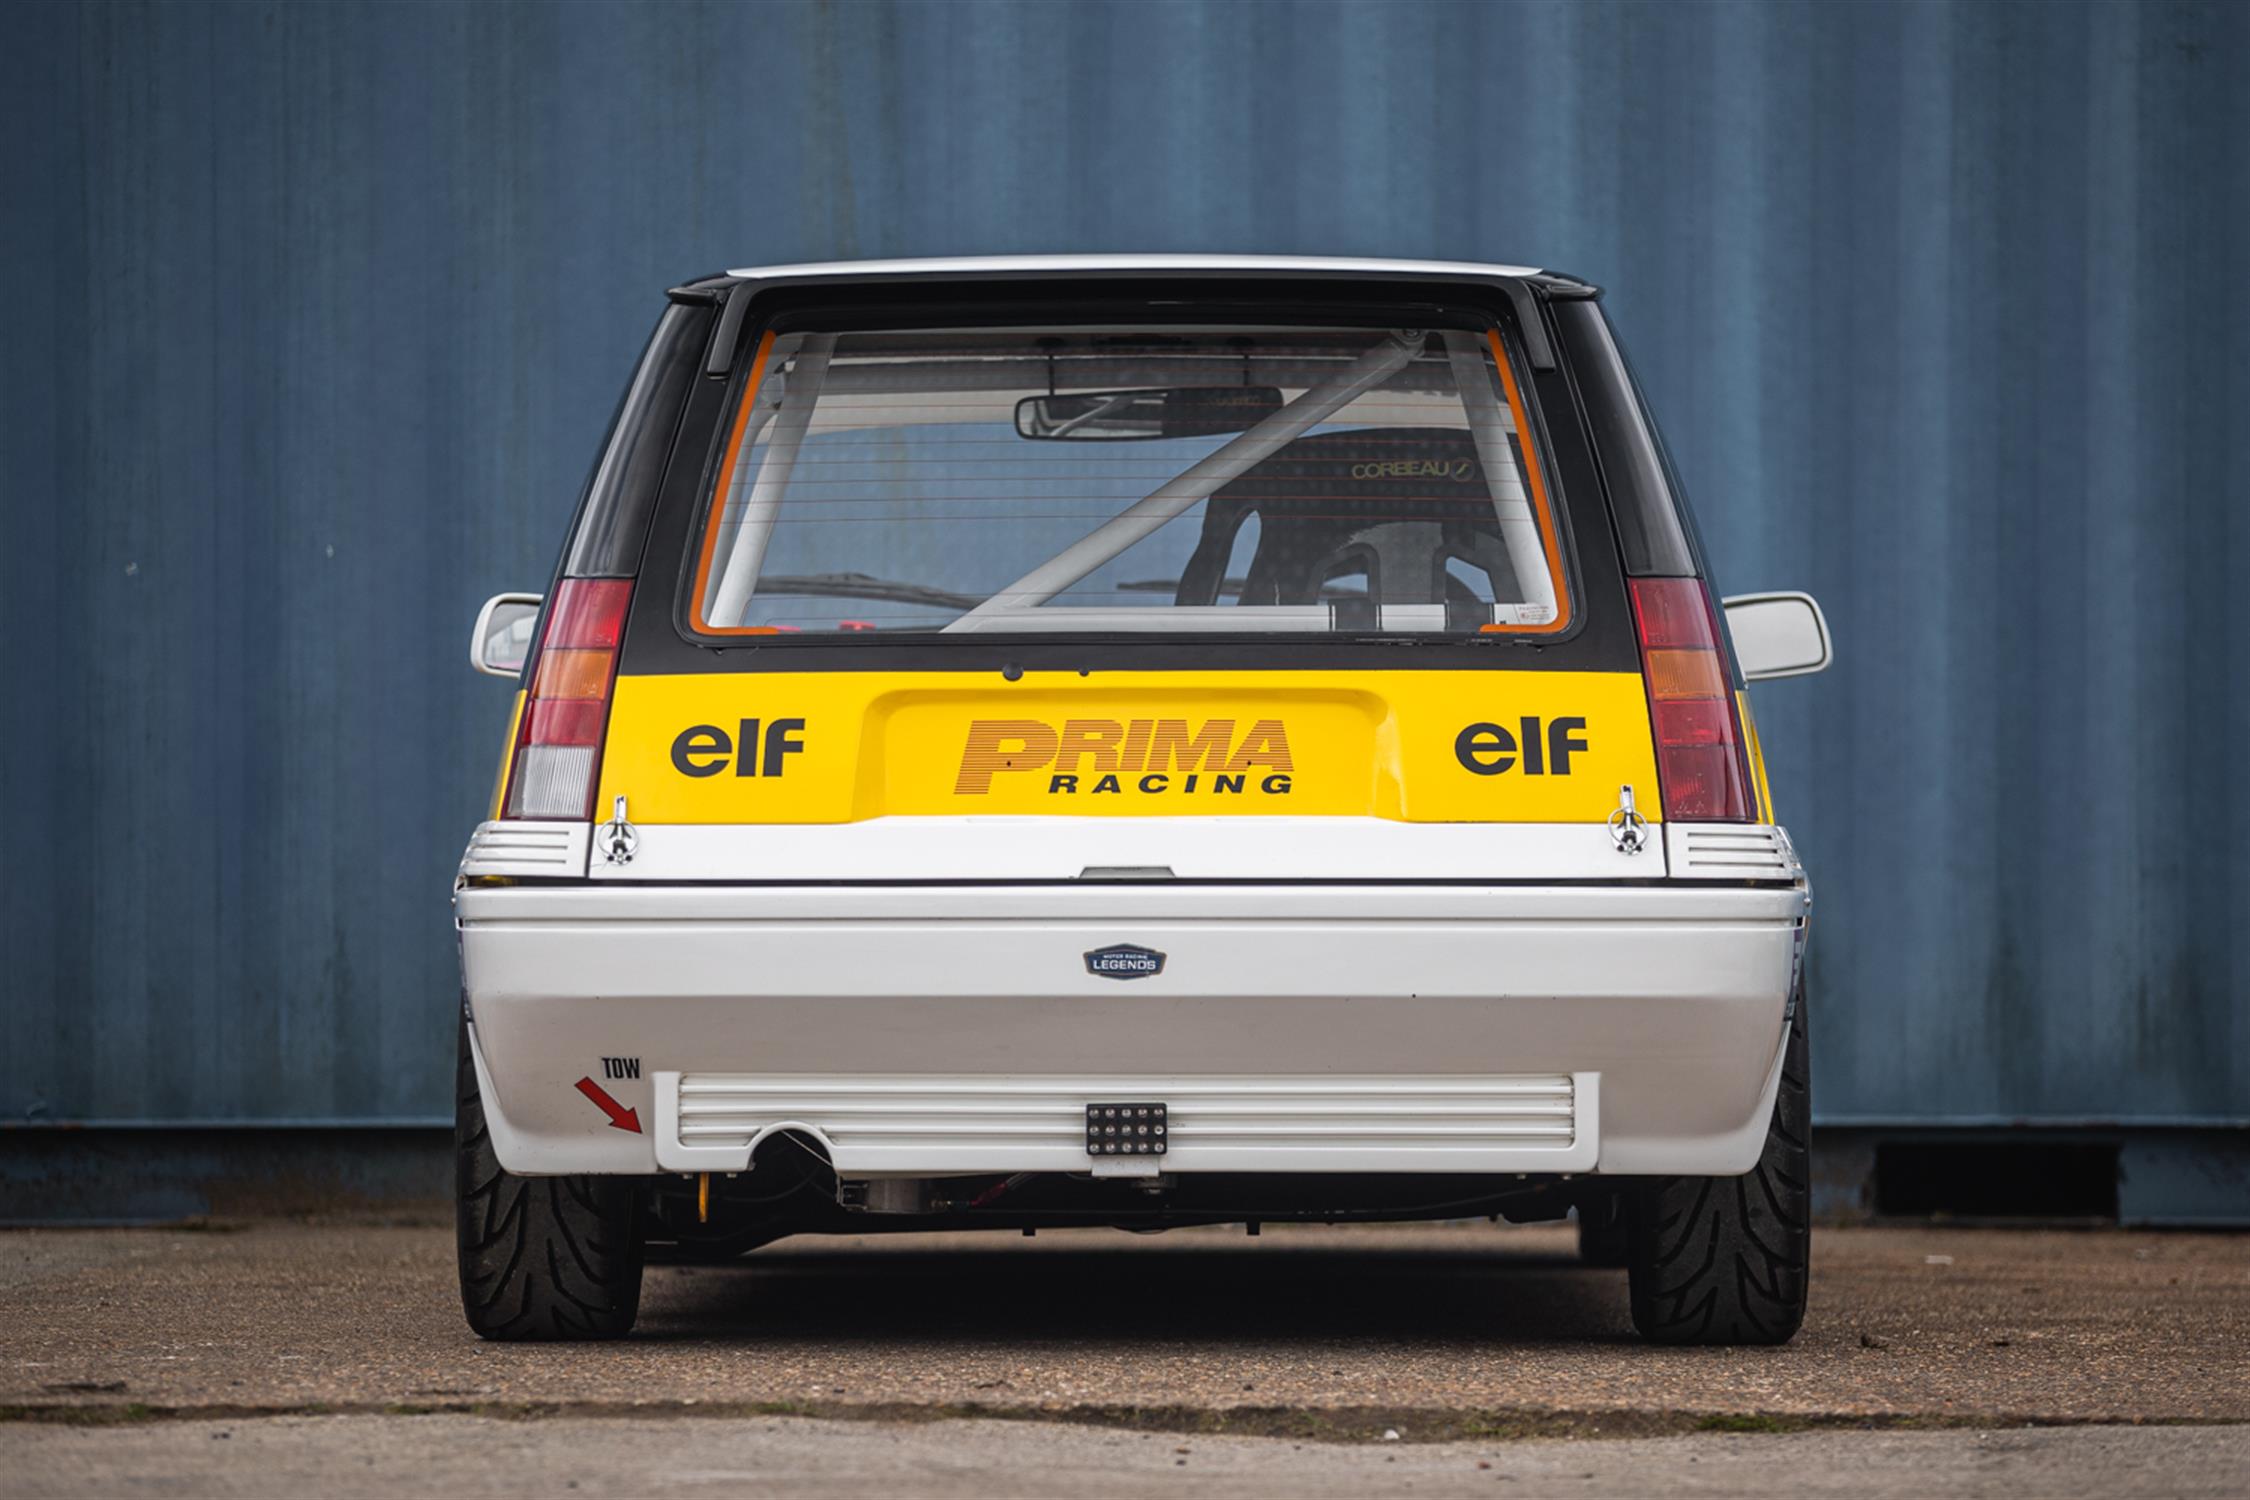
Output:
574 1076 643 1133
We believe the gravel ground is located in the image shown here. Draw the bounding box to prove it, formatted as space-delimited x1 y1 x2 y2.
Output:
11 1414 2249 1499
3 1222 2243 1426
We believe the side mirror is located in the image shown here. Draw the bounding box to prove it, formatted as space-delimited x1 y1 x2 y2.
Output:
471 593 542 677
1723 591 1832 681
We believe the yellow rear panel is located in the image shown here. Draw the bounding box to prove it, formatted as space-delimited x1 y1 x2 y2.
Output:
598 668 1660 825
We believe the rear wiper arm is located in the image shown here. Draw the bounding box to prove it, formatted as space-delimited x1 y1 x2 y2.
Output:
753 572 982 611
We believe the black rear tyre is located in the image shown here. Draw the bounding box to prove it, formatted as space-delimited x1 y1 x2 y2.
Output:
1576 1193 1631 1267
1625 978 1810 1345
455 1020 645 1340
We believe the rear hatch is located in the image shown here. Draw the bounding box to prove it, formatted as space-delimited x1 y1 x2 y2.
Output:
505 287 1755 882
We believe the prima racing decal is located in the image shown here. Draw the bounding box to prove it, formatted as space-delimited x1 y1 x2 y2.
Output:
956 718 1293 797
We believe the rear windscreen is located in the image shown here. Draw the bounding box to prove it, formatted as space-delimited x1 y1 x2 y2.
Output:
689 320 1570 638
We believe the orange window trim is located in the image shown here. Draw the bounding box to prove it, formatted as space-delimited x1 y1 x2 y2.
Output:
690 329 779 633
1482 329 1572 634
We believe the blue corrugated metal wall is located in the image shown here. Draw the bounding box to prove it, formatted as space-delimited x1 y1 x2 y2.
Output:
3 0 2244 1129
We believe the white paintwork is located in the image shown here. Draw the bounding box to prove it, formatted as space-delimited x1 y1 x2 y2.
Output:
1638 1030 1790 1178
468 1024 534 1162
567 816 1668 883
1723 591 1833 680
457 878 1805 925
457 878 1799 1178
652 1071 1596 1176
469 592 541 677
722 254 1544 283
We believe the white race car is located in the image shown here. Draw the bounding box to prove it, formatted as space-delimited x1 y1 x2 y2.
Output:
456 256 1832 1343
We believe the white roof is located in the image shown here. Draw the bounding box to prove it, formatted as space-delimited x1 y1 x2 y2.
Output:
722 253 1542 281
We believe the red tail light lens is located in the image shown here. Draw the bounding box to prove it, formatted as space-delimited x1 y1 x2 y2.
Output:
1629 577 1753 822
503 578 632 820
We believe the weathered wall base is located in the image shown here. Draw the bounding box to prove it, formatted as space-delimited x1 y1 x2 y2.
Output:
0 1129 454 1226
1812 1126 2250 1229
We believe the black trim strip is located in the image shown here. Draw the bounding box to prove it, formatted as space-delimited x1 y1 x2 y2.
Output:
1500 279 1555 369
1549 301 1697 578
562 305 710 579
703 284 751 377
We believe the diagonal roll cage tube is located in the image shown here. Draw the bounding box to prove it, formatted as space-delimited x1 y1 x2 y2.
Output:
707 333 836 627
1444 331 1554 614
943 329 1425 630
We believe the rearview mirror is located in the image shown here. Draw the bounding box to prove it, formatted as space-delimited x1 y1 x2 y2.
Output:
471 592 542 677
1016 386 1282 441
1722 592 1832 681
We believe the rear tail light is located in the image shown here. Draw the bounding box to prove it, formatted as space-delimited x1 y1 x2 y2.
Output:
1629 577 1753 822
503 578 632 820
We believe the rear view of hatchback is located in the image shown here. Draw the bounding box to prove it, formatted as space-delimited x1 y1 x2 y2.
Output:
456 256 1832 1344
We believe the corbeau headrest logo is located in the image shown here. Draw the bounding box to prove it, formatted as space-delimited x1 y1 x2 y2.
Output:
955 718 1295 797
1347 457 1477 482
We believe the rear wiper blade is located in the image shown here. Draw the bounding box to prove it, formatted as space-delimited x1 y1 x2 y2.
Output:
754 572 982 611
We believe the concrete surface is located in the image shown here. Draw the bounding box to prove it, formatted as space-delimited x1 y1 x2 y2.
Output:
3 1222 2245 1494
10 1415 2249 1499
5 1222 2246 1422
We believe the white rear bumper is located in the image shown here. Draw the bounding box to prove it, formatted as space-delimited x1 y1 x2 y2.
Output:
457 881 1804 1179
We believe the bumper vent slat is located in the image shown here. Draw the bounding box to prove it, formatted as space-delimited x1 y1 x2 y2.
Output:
1667 823 1803 879
458 820 589 879
662 1073 1591 1174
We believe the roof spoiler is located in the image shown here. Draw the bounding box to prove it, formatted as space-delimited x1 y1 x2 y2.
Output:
670 264 1590 376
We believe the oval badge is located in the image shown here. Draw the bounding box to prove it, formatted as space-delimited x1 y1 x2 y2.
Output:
1084 944 1165 980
